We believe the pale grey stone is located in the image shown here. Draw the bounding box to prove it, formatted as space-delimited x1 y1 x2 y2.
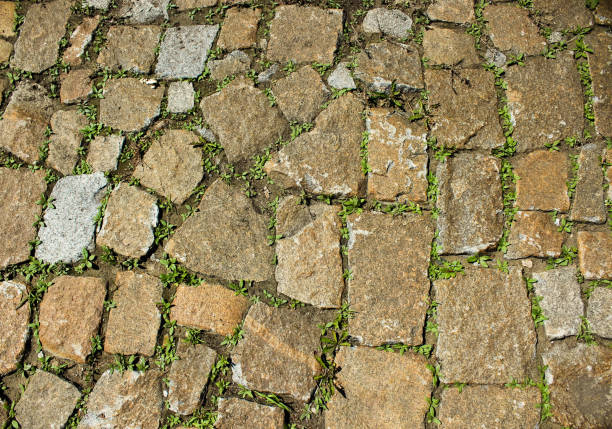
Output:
257 63 279 84
327 62 356 90
84 0 111 9
196 127 216 142
362 8 412 40
485 48 506 68
587 287 612 339
167 81 195 113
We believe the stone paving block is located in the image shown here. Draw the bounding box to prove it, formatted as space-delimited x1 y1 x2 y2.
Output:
0 39 11 62
46 110 88 175
595 1 612 25
347 212 433 346
167 81 195 113
426 0 474 23
216 398 284 429
119 0 169 23
577 231 612 280
506 211 564 259
588 287 612 338
176 0 216 9
586 29 612 138
271 66 329 123
86 134 124 172
0 399 6 427
327 62 355 90
570 143 606 223
208 50 251 81
275 195 313 237
104 271 162 356
533 0 593 31
483 4 546 55
60 68 94 104
155 25 218 79
217 7 261 50
325 347 431 429
362 8 412 40
0 281 30 375
435 266 536 384
97 26 161 73
423 26 480 66
0 1 16 37
85 0 111 9
63 16 101 66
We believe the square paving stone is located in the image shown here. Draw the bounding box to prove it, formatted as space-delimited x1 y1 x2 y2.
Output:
577 231 612 280
423 26 480 66
0 281 30 375
46 110 89 175
483 4 546 55
588 287 612 339
271 66 329 123
63 16 101 66
570 143 607 223
217 7 261 50
167 81 195 113
103 271 162 356
325 347 431 429
208 50 251 81
586 29 612 138
505 211 564 259
435 266 536 384
426 0 474 23
86 134 124 172
362 8 412 40
97 25 161 73
216 398 284 429
155 25 218 79
347 211 433 346
60 68 94 104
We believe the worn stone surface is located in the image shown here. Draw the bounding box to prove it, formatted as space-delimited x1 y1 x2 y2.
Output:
608 148 612 201
588 287 612 339
423 26 479 66
571 143 606 223
165 179 274 281
60 68 93 104
325 347 431 429
86 134 124 172
0 1 16 37
484 4 546 55
36 173 108 264
426 0 474 23
171 282 249 336
11 0 72 73
506 211 564 259
272 66 329 123
577 231 612 280
97 26 160 73
362 8 412 39
216 398 284 429
533 0 593 31
16 371 80 429
85 0 111 9
208 50 251 81
217 7 261 50
586 29 612 138
39 276 106 363
63 16 101 66
0 39 12 62
155 25 218 78
595 1 612 25
119 0 169 23
435 267 536 383
46 110 88 175
347 212 433 346
0 399 6 427
176 0 215 10
257 63 279 83
167 81 194 113
506 53 583 152
328 62 356 90
0 281 30 375
275 195 312 237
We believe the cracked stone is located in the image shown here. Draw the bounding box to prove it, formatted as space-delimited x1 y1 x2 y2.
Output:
86 134 124 172
570 143 606 223
587 287 612 338
483 4 546 55
119 0 169 23
577 231 612 280
216 398 284 429
423 26 480 66
426 0 474 23
0 281 30 375
167 81 195 113
63 16 101 66
97 25 161 73
506 211 564 259
362 8 412 40
208 50 251 81
533 0 593 31
0 1 16 37
155 25 218 79
60 68 94 104
586 29 612 138
217 7 261 50
46 110 88 175
271 65 329 123
327 62 356 90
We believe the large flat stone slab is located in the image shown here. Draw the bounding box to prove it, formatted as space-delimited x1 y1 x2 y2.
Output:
97 25 161 73
586 29 612 138
86 135 124 173
216 398 284 429
0 281 30 375
577 231 612 280
533 0 593 30
155 25 218 79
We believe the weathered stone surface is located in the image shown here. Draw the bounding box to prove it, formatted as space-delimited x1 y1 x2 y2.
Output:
36 173 108 264
104 271 162 356
0 82 55 164
571 143 606 223
155 25 218 78
435 266 536 383
100 78 164 132
119 0 170 23
79 370 163 429
176 0 215 10
40 276 106 363
325 347 431 429
11 0 72 73
60 68 93 104
85 0 111 9
514 150 570 212
0 168 46 268
423 26 479 66
86 134 124 172
347 212 433 345
16 371 80 429
328 62 356 90
167 342 217 415
542 343 612 428
0 399 6 427
354 41 422 92
485 47 506 68
272 66 329 123
167 81 194 113
437 153 503 254
533 0 593 31
275 195 312 237
201 78 288 162
586 29 612 138
0 281 30 375
506 211 564 259
97 26 161 73
63 16 101 66
171 282 249 336
267 5 342 64
208 50 251 81
264 93 364 196
595 1 612 25
506 53 583 152
217 7 260 50
166 179 274 281
608 148 612 202
0 1 16 37
577 231 612 280
216 398 284 429
438 385 541 428
46 110 88 175
362 8 412 39
257 63 279 84
483 4 546 55
588 287 612 338
0 39 12 62
426 0 474 23
133 130 203 204
276 204 343 308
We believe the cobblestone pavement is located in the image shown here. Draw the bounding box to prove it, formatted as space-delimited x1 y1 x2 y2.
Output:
0 0 610 428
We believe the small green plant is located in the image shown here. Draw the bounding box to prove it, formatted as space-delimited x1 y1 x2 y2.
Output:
283 60 296 75
577 316 596 345
221 322 244 348
311 62 331 75
262 290 288 307
159 254 201 287
74 248 96 274
546 246 577 269
426 396 441 424
467 253 491 267
154 219 175 244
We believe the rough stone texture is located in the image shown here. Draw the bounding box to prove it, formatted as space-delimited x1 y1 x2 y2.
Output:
46 110 88 175
0 1 16 37
588 287 612 338
15 371 80 429
36 173 108 264
100 78 164 132
171 282 249 336
595 1 612 25
354 41 423 92
267 6 343 64
217 7 261 50
327 62 356 90
325 347 431 429
264 93 364 196
514 150 570 212
104 271 162 356
155 25 218 79
0 82 55 164
571 143 606 223
216 398 284 429
176 0 215 9
506 211 564 259
483 4 546 55
86 135 124 172
39 276 106 363
362 8 412 39
608 148 612 201
542 343 612 428
577 231 612 280
11 0 72 73
119 0 170 23
165 179 274 281
78 370 163 429
85 0 111 9
63 16 101 66
231 302 323 401
0 168 46 269
60 68 93 104
133 130 203 204
506 53 583 152
426 0 474 23
423 26 479 66
532 267 584 340
257 63 279 84
586 29 612 138
167 81 195 113
435 267 536 383
436 153 503 254
0 281 30 375
201 78 288 162
0 39 11 62
97 26 161 73
271 66 329 123
426 68 504 150
0 400 6 428
208 50 251 81
533 0 593 31
167 342 217 415
347 212 433 346
275 195 312 237
276 204 343 308
438 386 541 428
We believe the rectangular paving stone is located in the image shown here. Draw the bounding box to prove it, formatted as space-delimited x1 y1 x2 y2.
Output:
483 4 546 55
534 0 593 31
155 25 218 79
570 143 607 223
119 0 169 23
86 134 124 172
586 29 612 139
46 110 89 175
505 211 564 259
587 287 612 339
426 0 474 23
0 281 30 375
0 1 16 37
60 68 94 104
423 26 480 66
216 398 284 429
217 7 261 50
97 25 161 74
577 231 612 279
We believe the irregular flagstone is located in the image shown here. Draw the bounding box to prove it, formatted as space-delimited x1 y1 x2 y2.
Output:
0 1 16 37
588 287 612 338
275 195 313 237
46 110 88 175
423 26 479 66
11 0 72 73
208 50 251 81
347 212 433 346
36 173 108 264
60 68 94 104
483 4 546 55
362 8 412 40
167 81 195 113
97 25 161 73
86 134 124 172
325 347 431 429
435 266 536 383
103 271 162 356
426 0 474 23
155 25 218 79
231 302 324 401
570 143 606 223
39 276 106 363
217 7 261 50
586 29 612 138
505 211 564 259
63 16 101 66
327 62 356 90
216 398 284 429
0 281 30 375
533 0 593 31
271 66 329 123
119 0 170 23
577 231 612 280
165 179 274 281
